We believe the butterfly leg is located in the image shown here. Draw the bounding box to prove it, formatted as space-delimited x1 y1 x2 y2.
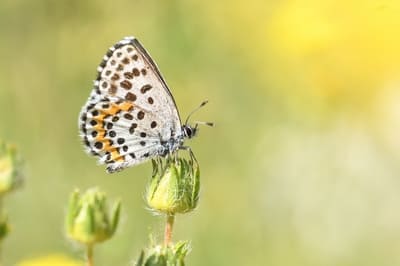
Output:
173 151 179 164
179 146 199 167
151 159 158 176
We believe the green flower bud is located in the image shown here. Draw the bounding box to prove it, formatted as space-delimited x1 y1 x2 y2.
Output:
65 187 121 245
136 241 190 266
0 140 23 195
146 158 200 214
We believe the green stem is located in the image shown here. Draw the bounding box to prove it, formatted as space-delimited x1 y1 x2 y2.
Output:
164 213 175 246
0 195 3 265
86 244 94 266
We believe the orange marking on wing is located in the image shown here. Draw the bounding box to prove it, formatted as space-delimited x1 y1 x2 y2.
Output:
102 140 114 152
103 104 121 115
93 124 103 131
119 102 133 111
95 131 106 142
93 114 106 131
93 114 104 122
109 105 120 115
98 129 106 138
111 150 124 162
96 104 118 116
98 102 134 117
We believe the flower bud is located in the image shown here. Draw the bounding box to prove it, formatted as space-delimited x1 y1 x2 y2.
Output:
136 241 190 266
146 158 200 214
0 140 23 195
65 187 121 245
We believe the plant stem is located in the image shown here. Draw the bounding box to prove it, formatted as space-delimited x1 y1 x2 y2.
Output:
164 213 175 246
86 244 94 266
0 196 3 265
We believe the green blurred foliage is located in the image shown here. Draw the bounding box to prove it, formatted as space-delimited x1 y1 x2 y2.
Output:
1 0 400 265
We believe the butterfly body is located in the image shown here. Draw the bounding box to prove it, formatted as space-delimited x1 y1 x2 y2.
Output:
79 37 196 173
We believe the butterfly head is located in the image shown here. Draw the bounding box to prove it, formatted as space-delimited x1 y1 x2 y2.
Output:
182 124 198 139
182 100 214 140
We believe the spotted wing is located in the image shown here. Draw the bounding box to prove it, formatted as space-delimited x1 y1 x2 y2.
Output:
79 37 182 173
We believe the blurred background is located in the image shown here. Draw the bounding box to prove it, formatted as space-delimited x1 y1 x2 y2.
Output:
1 0 400 265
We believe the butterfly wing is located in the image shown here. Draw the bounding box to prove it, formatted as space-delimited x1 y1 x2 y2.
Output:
79 37 182 173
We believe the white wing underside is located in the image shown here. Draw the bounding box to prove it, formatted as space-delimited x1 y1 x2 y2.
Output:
79 37 182 173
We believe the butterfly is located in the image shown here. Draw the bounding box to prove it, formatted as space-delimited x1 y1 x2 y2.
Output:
79 36 210 173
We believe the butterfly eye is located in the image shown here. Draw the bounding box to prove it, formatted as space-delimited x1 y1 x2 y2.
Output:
183 126 195 139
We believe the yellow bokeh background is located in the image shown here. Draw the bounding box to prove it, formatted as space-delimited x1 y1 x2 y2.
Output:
1 0 400 265
18 254 82 266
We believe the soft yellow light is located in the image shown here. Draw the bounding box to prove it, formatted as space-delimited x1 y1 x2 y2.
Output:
17 254 82 266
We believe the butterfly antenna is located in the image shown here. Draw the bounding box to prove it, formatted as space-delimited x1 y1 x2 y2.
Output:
184 100 209 125
194 121 214 127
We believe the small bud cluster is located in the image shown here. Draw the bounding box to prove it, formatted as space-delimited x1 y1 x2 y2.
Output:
136 241 190 266
64 157 201 265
